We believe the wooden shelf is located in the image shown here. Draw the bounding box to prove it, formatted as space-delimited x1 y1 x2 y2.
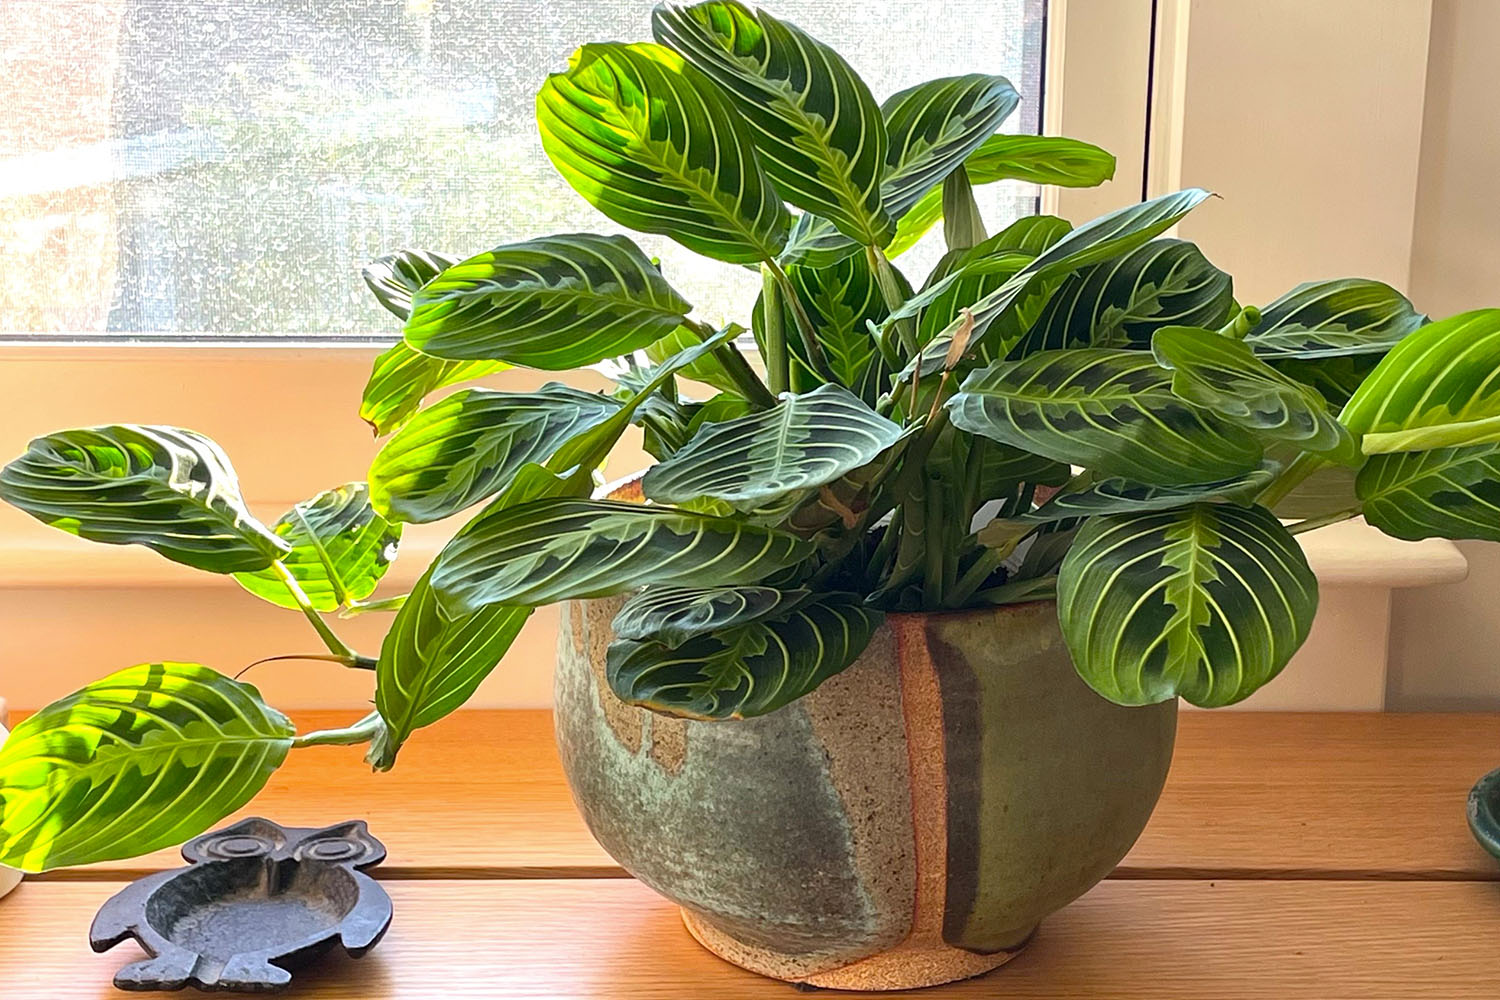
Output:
7 710 1500 996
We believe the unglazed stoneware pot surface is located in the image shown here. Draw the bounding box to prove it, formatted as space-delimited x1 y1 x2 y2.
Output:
554 598 1177 990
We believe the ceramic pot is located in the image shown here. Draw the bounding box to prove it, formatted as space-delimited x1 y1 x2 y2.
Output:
555 597 1177 990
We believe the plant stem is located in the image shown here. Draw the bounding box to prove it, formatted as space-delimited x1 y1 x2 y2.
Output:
1217 304 1263 339
290 710 383 749
1257 452 1326 509
1287 506 1361 535
866 245 918 357
271 561 357 661
947 549 1004 607
759 264 790 395
716 340 779 407
763 257 836 379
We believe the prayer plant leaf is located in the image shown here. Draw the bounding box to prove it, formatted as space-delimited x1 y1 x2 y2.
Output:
643 384 904 509
654 1 892 246
893 188 1214 375
947 348 1264 485
0 425 287 574
606 592 883 719
0 663 294 872
887 134 1117 256
1014 239 1233 355
1058 503 1317 708
780 73 1021 265
233 482 401 612
1151 325 1359 463
1244 278 1427 359
430 498 814 615
369 384 623 524
612 584 815 647
403 233 692 368
1339 309 1500 540
361 248 461 320
537 42 789 264
1022 469 1275 521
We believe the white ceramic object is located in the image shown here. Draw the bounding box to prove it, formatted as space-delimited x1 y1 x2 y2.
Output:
0 699 20 898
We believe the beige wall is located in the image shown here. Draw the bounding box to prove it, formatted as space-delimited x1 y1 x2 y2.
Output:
1388 0 1500 709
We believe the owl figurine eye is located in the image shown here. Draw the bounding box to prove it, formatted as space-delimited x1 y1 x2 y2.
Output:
292 820 385 869
182 818 287 863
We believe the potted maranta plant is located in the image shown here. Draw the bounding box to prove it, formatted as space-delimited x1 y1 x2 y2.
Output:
3 1 1498 989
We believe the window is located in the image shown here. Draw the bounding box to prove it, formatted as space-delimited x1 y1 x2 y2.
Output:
4 0 1051 344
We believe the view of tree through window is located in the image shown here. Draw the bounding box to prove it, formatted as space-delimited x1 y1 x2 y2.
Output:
1 0 1046 341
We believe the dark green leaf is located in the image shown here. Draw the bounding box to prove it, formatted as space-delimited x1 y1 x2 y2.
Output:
1358 445 1500 542
1014 239 1233 355
1245 278 1426 359
947 348 1263 484
1058 504 1317 707
644 325 745 397
1023 469 1274 521
404 233 691 368
607 592 882 719
0 425 287 573
1270 354 1380 410
1152 325 1358 462
369 384 623 523
643 384 904 508
0 662 294 871
654 1 892 246
612 584 813 647
430 498 814 614
234 483 401 611
537 42 789 263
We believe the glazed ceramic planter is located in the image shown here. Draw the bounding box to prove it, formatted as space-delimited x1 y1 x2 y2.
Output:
555 597 1177 990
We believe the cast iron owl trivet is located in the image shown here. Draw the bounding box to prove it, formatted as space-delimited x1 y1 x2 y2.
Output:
90 818 392 993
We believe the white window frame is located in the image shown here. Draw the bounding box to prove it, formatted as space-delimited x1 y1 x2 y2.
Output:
0 0 1158 584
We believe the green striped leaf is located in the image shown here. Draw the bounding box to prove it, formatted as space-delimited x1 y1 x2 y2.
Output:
947 348 1263 485
755 253 896 406
1358 446 1500 542
607 592 882 719
403 234 691 368
1152 326 1358 462
372 566 532 770
369 384 623 524
1269 354 1381 410
430 498 814 614
362 248 461 320
780 74 1020 265
537 42 789 264
644 325 746 398
373 463 585 769
643 384 904 508
654 1 892 246
1058 504 1318 708
887 134 1117 256
360 342 508 438
1023 469 1274 521
1343 310 1500 453
1013 239 1233 355
358 250 511 436
612 584 813 647
0 663 294 871
894 188 1214 375
1245 279 1426 359
0 425 286 574
233 483 401 612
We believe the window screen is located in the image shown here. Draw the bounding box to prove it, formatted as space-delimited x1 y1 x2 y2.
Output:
1 0 1047 342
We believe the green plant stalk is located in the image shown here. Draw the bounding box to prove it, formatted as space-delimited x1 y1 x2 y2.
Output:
290 710 382 749
1287 505 1362 535
759 264 790 395
762 257 836 379
686 318 777 407
292 505 348 608
866 246 919 357
1257 451 1327 509
947 548 1004 607
341 594 408 617
271 560 357 662
923 474 946 607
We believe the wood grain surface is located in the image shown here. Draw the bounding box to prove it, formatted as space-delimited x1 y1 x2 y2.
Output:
6 878 1499 998
34 710 1500 881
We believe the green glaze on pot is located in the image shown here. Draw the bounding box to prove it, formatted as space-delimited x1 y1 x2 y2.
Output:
555 598 1176 990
